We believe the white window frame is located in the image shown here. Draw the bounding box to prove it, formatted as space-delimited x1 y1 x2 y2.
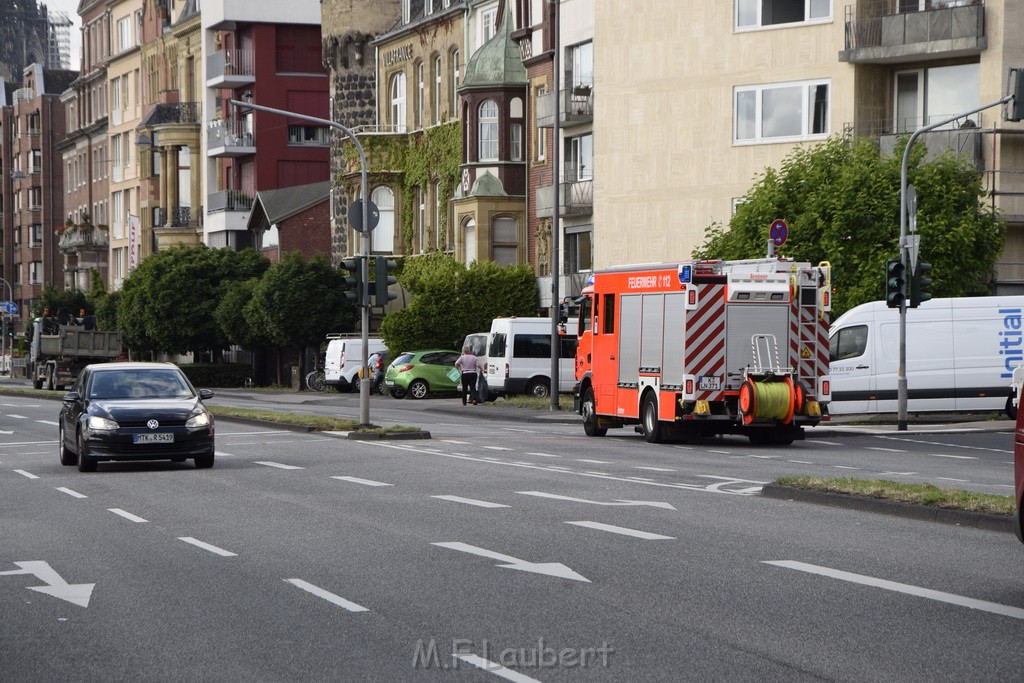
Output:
402 0 411 24
117 15 132 52
451 50 460 118
535 85 546 161
416 61 425 129
735 0 832 30
480 7 498 46
434 55 442 125
371 186 395 253
478 99 499 161
390 72 407 133
733 79 830 144
510 123 523 162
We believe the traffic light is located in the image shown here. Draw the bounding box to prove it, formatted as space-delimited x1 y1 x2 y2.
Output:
910 261 933 308
340 256 365 305
1009 68 1024 122
885 259 906 309
373 258 398 307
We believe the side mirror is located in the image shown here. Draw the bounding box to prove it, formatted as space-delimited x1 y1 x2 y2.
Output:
62 391 81 403
199 389 215 401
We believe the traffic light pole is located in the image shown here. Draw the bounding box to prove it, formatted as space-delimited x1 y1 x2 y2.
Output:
229 99 373 426
897 95 1011 430
0 277 12 376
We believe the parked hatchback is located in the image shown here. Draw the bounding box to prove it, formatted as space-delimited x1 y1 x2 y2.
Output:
384 349 461 399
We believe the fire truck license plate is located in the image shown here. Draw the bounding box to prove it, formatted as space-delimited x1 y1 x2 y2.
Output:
133 433 173 444
698 376 721 391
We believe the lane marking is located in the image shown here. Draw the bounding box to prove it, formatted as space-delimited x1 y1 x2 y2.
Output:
442 440 471 445
880 471 917 476
56 487 87 498
788 460 813 464
576 459 611 464
764 560 1024 620
834 465 861 470
217 430 293 436
7 414 28 419
178 537 237 557
937 477 970 483
627 476 655 482
35 420 59 426
566 521 675 540
865 446 908 453
330 476 393 487
215 451 234 457
709 449 731 454
806 440 841 446
454 654 543 682
699 475 771 484
745 455 779 460
482 446 514 451
525 452 561 458
583 471 610 476
431 495 510 509
925 453 978 460
13 469 38 479
635 466 676 472
0 440 55 448
878 435 1011 454
109 508 148 523
502 428 539 434
518 491 677 510
254 461 305 470
284 578 368 612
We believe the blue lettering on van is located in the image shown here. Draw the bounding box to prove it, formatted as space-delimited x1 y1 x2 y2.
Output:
999 308 1023 378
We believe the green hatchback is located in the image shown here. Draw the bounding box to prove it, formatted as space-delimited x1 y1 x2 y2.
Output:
384 349 462 399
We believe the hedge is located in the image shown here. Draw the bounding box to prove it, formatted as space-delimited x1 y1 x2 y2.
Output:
178 363 252 388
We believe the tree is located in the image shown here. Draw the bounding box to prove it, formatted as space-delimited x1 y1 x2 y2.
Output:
379 254 538 352
30 285 91 322
216 278 273 351
119 245 270 356
693 134 1004 318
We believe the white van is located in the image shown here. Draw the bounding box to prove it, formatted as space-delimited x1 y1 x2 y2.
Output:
484 317 579 399
323 334 386 392
828 296 1024 417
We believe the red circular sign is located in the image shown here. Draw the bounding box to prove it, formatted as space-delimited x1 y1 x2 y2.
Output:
770 219 788 247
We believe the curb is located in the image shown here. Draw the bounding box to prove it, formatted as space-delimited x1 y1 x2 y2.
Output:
340 430 432 441
761 483 1013 533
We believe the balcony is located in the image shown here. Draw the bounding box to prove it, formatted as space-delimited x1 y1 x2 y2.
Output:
206 49 256 88
154 206 193 228
13 87 33 102
207 189 254 214
846 114 984 167
535 173 594 218
140 102 202 128
207 119 256 157
537 85 594 128
841 0 986 64
59 226 109 253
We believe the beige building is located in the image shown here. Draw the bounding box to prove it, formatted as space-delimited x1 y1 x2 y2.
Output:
593 1 1024 292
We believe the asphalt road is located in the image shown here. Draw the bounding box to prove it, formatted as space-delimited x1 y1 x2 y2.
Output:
3 392 1024 681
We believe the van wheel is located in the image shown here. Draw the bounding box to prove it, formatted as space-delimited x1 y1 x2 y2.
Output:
641 393 662 444
527 379 550 399
408 380 429 399
582 387 606 437
1007 395 1018 421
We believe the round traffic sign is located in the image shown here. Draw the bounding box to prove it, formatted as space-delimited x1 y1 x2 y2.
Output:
349 199 380 234
770 219 788 247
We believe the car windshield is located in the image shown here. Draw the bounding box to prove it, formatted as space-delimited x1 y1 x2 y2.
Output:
89 369 195 400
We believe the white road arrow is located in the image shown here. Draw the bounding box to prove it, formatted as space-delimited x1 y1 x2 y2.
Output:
0 561 95 607
432 542 590 583
518 490 677 510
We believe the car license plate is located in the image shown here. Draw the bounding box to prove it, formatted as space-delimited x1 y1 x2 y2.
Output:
385 381 395 388
133 433 173 444
698 376 721 391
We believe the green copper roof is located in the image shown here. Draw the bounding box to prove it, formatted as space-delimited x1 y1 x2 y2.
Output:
459 4 527 90
469 171 507 197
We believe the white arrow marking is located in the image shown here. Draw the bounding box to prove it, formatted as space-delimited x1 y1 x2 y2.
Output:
566 521 675 540
284 578 368 612
431 495 510 509
432 542 590 582
0 561 95 607
331 476 393 487
254 461 305 470
518 490 677 510
764 560 1024 620
14 469 38 479
454 654 543 682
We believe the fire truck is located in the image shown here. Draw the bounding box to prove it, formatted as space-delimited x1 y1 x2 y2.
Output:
572 258 832 445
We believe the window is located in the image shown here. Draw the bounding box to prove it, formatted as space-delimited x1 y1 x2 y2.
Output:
402 0 411 23
31 224 42 246
565 226 593 274
534 85 546 161
117 16 132 52
736 0 831 29
464 218 476 265
894 63 979 133
416 61 425 129
565 133 593 180
510 123 523 161
492 216 517 265
450 50 460 118
734 79 829 143
478 99 499 161
434 180 443 250
434 55 442 125
603 294 615 334
417 186 426 253
390 72 407 132
30 262 42 284
287 125 330 145
480 6 498 46
371 186 395 253
569 42 593 88
829 325 868 362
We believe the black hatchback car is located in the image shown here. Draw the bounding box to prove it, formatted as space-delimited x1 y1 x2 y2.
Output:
59 362 216 472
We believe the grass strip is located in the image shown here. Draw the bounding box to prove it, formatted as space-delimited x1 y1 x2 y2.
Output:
776 476 1014 516
208 405 421 434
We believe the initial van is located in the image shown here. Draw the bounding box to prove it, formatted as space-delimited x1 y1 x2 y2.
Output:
484 317 579 399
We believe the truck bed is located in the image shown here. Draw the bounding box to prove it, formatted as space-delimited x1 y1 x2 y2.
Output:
38 326 123 358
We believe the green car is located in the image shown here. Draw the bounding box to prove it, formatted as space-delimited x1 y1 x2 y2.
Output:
384 349 462 399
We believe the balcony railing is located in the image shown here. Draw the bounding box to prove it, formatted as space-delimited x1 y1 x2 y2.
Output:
537 86 595 128
13 88 33 102
140 102 202 127
207 118 256 157
207 189 254 214
154 206 193 228
841 0 985 63
535 177 594 218
59 226 109 252
206 49 256 87
845 114 984 166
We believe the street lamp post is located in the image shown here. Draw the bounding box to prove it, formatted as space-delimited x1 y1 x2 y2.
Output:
549 0 561 411
227 98 373 426
0 276 12 375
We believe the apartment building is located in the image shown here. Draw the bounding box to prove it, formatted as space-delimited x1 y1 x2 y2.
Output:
202 0 330 250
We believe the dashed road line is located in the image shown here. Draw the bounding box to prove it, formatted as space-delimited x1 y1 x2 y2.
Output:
454 653 542 683
788 460 813 464
35 420 59 426
56 487 86 498
284 578 368 612
576 459 611 464
254 461 305 470
566 521 675 540
178 537 237 557
431 495 510 509
7 414 27 419
13 469 38 479
482 446 514 451
526 452 561 458
109 508 148 523
635 466 676 472
331 476 393 487
924 453 977 460
937 477 970 483
834 465 861 470
865 447 907 453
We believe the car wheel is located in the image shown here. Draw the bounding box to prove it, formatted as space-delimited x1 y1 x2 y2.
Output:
76 431 97 472
1007 395 1018 421
409 379 429 400
389 387 407 399
581 387 607 437
58 423 78 466
641 393 662 444
194 451 215 469
527 379 550 399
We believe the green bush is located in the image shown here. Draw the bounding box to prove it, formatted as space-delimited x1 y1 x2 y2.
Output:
179 363 252 388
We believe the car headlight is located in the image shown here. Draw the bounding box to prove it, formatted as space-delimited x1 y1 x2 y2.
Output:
186 410 212 428
87 415 119 431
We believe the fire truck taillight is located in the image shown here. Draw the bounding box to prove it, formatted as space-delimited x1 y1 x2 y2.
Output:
685 378 694 395
688 290 696 306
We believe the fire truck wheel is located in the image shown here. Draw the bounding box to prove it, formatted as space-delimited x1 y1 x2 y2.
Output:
581 387 606 437
641 393 663 444
527 379 550 399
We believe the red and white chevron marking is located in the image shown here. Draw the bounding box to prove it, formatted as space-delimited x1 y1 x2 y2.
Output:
685 284 726 400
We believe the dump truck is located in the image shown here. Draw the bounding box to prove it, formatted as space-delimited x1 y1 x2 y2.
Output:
28 317 124 391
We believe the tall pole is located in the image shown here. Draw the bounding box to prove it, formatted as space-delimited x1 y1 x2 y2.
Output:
228 99 373 426
549 0 561 411
0 277 11 375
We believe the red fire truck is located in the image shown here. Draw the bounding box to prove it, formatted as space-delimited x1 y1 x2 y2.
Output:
573 258 832 445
